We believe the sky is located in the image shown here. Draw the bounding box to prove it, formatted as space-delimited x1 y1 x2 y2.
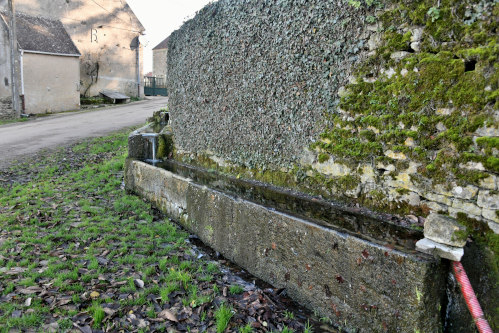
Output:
127 0 214 73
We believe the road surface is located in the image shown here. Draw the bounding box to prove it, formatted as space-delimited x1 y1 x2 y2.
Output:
0 97 168 169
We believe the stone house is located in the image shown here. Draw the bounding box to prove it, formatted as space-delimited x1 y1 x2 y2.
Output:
152 36 169 79
0 0 145 117
0 12 81 115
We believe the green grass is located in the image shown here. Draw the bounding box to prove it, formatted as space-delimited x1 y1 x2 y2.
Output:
304 320 313 333
0 125 316 331
229 285 244 295
283 310 295 320
239 323 253 333
0 117 29 126
215 303 234 333
88 301 105 328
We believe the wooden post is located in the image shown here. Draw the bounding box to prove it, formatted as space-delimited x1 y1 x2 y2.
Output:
8 0 21 118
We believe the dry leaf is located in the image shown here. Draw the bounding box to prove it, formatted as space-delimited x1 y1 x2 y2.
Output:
158 309 178 322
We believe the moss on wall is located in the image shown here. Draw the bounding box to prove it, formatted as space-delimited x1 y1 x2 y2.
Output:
168 0 499 327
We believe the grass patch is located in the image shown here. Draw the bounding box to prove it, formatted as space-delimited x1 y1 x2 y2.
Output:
215 303 234 333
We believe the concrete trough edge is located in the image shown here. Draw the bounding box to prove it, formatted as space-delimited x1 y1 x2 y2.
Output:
125 159 447 332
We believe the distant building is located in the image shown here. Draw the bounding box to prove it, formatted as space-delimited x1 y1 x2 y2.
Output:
153 36 169 79
0 0 145 117
0 12 80 115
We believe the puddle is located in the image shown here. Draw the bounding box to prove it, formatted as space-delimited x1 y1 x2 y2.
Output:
151 159 422 253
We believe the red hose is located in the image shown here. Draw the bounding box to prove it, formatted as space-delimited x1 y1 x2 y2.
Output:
452 261 493 333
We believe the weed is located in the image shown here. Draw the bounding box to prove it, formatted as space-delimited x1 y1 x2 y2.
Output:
283 310 295 320
201 310 207 322
239 323 254 333
415 286 423 302
229 285 244 295
304 320 313 333
215 303 234 333
88 301 105 328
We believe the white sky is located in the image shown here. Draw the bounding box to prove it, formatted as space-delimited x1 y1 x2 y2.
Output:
127 0 214 73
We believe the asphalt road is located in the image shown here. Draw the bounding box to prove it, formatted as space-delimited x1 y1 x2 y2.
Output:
0 97 168 169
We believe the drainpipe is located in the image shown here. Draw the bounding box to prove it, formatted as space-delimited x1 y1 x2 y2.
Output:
137 39 140 99
20 49 25 114
452 261 493 333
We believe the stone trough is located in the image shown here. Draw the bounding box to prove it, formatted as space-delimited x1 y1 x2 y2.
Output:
124 123 474 332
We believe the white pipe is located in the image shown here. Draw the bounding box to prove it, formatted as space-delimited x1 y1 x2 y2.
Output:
20 49 24 95
137 41 140 98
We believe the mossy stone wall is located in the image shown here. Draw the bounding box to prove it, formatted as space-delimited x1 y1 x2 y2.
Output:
167 0 499 328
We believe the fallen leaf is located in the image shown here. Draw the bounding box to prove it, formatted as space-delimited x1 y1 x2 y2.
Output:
158 309 178 322
74 324 92 333
19 286 43 294
134 279 144 288
90 291 100 298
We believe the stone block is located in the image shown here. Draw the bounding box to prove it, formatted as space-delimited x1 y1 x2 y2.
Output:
433 184 478 200
475 126 499 137
488 221 499 234
459 161 486 171
436 122 447 131
424 213 467 247
424 192 452 206
405 162 419 174
380 67 396 79
384 150 407 160
404 137 414 146
452 185 478 200
416 238 464 261
478 190 499 210
448 207 482 223
410 42 421 52
359 165 376 183
423 200 448 213
299 149 316 166
384 173 420 193
390 51 411 60
483 208 499 223
410 28 424 42
479 174 497 190
436 108 453 115
368 33 383 51
451 199 482 216
313 160 351 177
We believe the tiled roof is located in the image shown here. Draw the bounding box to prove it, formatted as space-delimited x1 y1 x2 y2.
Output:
152 36 169 50
1 11 80 56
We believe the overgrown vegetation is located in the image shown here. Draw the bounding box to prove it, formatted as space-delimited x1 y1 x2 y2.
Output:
315 0 499 187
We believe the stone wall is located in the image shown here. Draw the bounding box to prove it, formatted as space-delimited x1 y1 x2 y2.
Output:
0 96 13 119
168 1 499 232
167 0 499 327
